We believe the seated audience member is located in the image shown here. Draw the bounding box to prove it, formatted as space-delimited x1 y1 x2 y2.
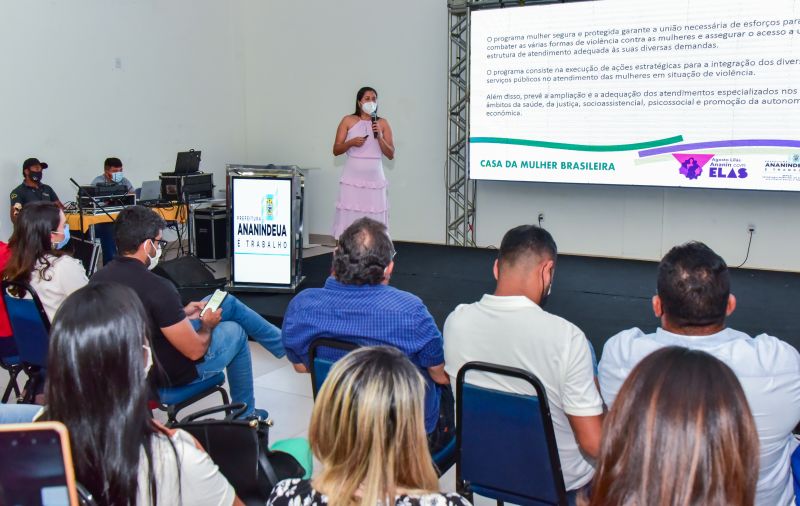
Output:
91 157 134 264
9 157 63 222
585 346 759 506
41 283 243 505
4 201 88 322
444 225 603 502
92 157 134 192
282 218 453 452
90 205 285 419
599 241 800 506
268 346 470 506
0 230 12 348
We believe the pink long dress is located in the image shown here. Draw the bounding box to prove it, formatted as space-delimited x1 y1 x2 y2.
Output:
332 119 389 239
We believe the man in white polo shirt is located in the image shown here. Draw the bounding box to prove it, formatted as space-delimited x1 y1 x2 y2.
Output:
444 225 603 503
599 241 800 506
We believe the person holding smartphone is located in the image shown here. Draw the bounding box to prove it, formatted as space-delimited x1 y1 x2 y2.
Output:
331 86 395 240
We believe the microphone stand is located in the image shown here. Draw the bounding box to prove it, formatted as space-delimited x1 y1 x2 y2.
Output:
69 178 119 242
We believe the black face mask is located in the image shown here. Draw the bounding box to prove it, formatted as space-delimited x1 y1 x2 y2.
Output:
29 171 42 183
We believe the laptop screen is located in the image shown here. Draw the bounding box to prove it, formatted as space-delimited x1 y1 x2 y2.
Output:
139 180 161 202
174 150 201 174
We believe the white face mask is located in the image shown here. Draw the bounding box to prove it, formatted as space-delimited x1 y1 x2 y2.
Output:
146 240 162 270
143 344 153 375
361 101 377 115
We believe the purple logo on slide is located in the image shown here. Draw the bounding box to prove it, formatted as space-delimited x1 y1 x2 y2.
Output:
673 154 714 180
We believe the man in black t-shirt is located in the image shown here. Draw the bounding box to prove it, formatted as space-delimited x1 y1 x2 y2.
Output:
90 206 286 419
9 158 63 222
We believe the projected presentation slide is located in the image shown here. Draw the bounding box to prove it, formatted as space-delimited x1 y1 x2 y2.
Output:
469 0 800 191
231 177 292 285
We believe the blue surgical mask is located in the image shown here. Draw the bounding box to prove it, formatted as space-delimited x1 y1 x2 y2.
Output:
54 224 70 250
111 171 124 183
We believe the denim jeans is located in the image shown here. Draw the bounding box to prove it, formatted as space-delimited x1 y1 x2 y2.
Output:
192 320 256 414
0 403 42 423
210 294 285 358
189 294 285 415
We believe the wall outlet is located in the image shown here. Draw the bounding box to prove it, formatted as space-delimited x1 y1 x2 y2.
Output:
747 224 756 233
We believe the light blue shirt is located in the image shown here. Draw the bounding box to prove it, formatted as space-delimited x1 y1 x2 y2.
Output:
91 174 133 192
599 326 800 506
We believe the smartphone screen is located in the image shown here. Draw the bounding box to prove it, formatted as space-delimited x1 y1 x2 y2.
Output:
200 289 228 317
0 422 78 506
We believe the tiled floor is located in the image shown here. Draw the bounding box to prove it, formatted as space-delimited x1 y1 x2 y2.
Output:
0 241 492 499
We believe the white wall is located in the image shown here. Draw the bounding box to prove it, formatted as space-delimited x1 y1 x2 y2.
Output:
239 0 448 243
238 1 799 272
3 1 796 271
0 0 247 238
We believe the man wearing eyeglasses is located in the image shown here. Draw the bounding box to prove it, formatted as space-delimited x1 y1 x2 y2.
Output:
281 217 454 455
90 205 285 420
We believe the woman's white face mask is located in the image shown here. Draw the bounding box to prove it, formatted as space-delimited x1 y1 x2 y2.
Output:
361 101 377 115
143 344 153 375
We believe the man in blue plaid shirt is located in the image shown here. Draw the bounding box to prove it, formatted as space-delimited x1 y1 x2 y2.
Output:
282 217 454 453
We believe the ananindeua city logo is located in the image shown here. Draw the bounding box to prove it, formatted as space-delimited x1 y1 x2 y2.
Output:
672 154 715 180
262 193 276 222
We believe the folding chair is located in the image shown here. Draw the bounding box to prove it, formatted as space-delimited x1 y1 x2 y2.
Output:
155 372 230 426
456 361 568 506
2 280 51 404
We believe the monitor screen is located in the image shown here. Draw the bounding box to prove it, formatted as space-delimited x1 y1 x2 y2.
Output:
469 0 800 191
230 176 292 285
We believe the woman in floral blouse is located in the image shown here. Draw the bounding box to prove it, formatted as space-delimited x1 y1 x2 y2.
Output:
268 346 470 506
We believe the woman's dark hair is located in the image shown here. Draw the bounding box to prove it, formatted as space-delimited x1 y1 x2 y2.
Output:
43 283 173 505
4 201 64 294
353 86 378 117
584 346 759 506
657 241 730 328
333 217 394 285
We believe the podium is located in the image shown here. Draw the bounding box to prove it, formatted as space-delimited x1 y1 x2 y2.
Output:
226 164 305 293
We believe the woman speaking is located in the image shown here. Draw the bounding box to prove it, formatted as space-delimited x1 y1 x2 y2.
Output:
332 86 395 239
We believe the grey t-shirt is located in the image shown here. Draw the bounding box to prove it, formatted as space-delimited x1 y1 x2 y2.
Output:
91 174 134 192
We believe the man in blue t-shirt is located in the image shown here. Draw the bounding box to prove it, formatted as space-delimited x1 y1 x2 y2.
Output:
282 217 453 453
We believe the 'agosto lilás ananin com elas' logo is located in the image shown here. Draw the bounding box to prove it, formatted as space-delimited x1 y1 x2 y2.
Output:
672 153 748 181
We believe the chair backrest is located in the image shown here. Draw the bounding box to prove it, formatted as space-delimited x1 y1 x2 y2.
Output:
308 338 360 398
457 361 567 506
2 280 52 368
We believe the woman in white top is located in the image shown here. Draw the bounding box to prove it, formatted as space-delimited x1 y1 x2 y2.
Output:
4 201 87 322
42 282 244 506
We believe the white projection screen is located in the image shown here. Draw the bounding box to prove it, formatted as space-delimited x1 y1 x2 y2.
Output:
469 0 800 191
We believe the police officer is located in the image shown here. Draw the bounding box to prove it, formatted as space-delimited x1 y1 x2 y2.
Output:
10 158 63 222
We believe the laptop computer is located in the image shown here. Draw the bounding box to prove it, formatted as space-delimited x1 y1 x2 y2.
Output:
0 422 80 505
174 150 201 174
138 180 162 205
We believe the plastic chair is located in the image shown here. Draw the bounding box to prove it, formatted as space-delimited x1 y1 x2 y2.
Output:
155 372 230 426
456 361 568 506
308 338 360 398
2 280 51 404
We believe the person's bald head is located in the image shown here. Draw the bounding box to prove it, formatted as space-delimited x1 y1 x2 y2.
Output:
497 225 557 275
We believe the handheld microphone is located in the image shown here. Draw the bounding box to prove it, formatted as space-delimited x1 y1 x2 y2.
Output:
371 112 378 138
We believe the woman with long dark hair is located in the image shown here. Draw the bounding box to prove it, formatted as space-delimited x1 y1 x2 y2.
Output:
331 86 395 239
42 283 243 506
583 346 759 506
4 201 87 321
